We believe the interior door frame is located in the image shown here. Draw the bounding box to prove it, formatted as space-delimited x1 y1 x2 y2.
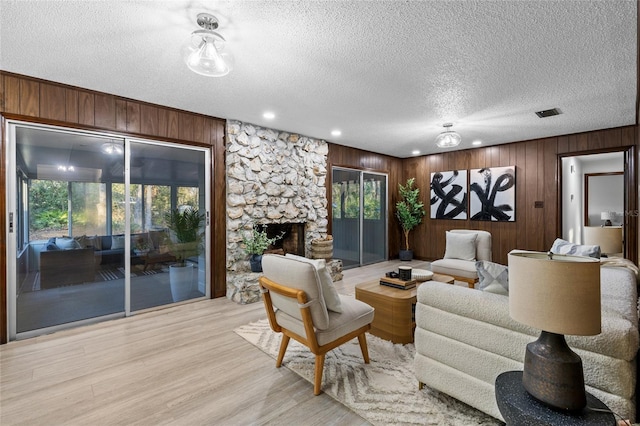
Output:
557 145 637 263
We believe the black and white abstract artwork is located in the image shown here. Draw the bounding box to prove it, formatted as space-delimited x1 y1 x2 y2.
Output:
430 170 468 219
469 166 516 221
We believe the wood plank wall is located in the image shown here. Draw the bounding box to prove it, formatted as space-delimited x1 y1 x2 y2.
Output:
0 71 227 344
326 143 404 259
403 127 639 266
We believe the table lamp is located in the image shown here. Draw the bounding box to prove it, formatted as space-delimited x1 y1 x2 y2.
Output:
583 226 623 256
601 211 613 226
508 251 601 411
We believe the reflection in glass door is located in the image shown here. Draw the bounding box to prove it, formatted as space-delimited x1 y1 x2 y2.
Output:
331 168 388 268
128 141 209 311
6 121 210 340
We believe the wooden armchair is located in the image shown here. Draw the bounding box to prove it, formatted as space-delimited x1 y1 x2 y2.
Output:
259 254 375 395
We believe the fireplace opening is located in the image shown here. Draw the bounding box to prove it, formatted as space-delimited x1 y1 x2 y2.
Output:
262 222 306 256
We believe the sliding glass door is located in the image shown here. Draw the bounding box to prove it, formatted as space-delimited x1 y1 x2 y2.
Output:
331 167 388 268
6 121 210 340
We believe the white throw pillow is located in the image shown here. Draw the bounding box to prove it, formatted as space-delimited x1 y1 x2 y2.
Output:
476 260 509 295
55 237 81 250
550 238 600 259
285 254 342 313
111 235 125 250
444 232 477 261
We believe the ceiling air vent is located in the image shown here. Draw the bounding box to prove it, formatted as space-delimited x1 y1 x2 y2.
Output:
535 108 561 118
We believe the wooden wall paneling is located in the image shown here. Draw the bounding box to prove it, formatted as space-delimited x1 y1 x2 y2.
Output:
203 118 213 145
65 89 79 124
212 119 227 298
94 94 116 130
0 74 5 112
621 126 634 147
114 99 127 131
156 108 168 138
77 91 95 126
179 112 194 142
39 83 66 121
193 116 205 144
557 135 570 154
2 75 20 113
19 79 39 117
140 104 159 136
125 101 140 133
167 110 179 139
542 138 558 249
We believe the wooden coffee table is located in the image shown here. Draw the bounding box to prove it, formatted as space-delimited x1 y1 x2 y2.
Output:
355 273 454 344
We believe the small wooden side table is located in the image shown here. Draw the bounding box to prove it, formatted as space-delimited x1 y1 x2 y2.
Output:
355 273 454 344
495 371 616 426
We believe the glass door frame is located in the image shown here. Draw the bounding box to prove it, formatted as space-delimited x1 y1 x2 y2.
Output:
5 120 211 340
331 166 388 267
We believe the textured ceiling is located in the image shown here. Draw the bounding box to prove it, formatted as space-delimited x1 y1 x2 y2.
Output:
0 0 636 157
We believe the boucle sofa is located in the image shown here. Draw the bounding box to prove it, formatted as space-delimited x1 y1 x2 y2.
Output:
414 261 639 422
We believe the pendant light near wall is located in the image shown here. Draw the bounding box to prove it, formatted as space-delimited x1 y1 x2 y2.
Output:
182 13 233 77
435 123 462 148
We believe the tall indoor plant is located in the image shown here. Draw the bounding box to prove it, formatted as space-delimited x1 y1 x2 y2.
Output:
396 177 426 261
242 223 285 272
165 207 205 301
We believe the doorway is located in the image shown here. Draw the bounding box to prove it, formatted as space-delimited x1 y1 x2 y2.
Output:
6 121 211 340
331 167 388 268
560 149 634 259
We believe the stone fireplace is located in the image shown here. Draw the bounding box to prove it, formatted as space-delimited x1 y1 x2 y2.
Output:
263 222 306 256
226 120 329 304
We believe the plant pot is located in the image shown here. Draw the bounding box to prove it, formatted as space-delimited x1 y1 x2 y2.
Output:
169 263 194 302
249 254 263 272
399 249 413 261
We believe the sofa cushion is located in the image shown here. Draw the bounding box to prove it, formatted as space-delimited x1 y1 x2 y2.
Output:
550 238 600 258
285 253 342 313
46 237 59 251
431 258 478 279
111 235 126 250
444 231 477 261
476 261 509 295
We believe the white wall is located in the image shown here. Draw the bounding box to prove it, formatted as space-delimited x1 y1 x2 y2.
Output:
562 157 583 243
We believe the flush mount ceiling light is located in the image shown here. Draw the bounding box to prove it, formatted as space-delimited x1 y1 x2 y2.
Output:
182 13 233 77
102 142 123 155
435 123 462 148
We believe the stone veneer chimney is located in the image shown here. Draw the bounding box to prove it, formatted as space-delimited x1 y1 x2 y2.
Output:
226 120 329 303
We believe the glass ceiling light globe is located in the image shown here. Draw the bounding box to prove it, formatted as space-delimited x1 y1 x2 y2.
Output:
435 123 462 148
182 13 233 77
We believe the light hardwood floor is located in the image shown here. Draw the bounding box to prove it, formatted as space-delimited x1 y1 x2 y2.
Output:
1 260 430 426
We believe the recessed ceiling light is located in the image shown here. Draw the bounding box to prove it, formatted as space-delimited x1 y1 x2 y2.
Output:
412 150 421 155
331 130 342 137
263 112 275 120
472 140 482 146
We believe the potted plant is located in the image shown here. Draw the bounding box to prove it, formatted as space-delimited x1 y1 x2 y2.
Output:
396 177 426 261
242 223 285 272
133 235 151 256
164 207 205 301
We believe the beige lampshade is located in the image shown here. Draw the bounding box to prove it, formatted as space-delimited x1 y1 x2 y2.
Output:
583 226 623 254
508 251 601 336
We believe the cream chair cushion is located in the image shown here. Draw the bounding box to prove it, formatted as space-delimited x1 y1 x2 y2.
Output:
285 253 342 313
262 254 330 330
444 231 478 261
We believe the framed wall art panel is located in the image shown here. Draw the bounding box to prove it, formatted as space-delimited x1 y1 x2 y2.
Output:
430 170 468 220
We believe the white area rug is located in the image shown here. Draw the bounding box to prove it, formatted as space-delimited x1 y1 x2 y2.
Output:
235 319 502 426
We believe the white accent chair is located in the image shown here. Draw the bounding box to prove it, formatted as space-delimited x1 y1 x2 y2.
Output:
430 229 492 288
259 254 375 395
